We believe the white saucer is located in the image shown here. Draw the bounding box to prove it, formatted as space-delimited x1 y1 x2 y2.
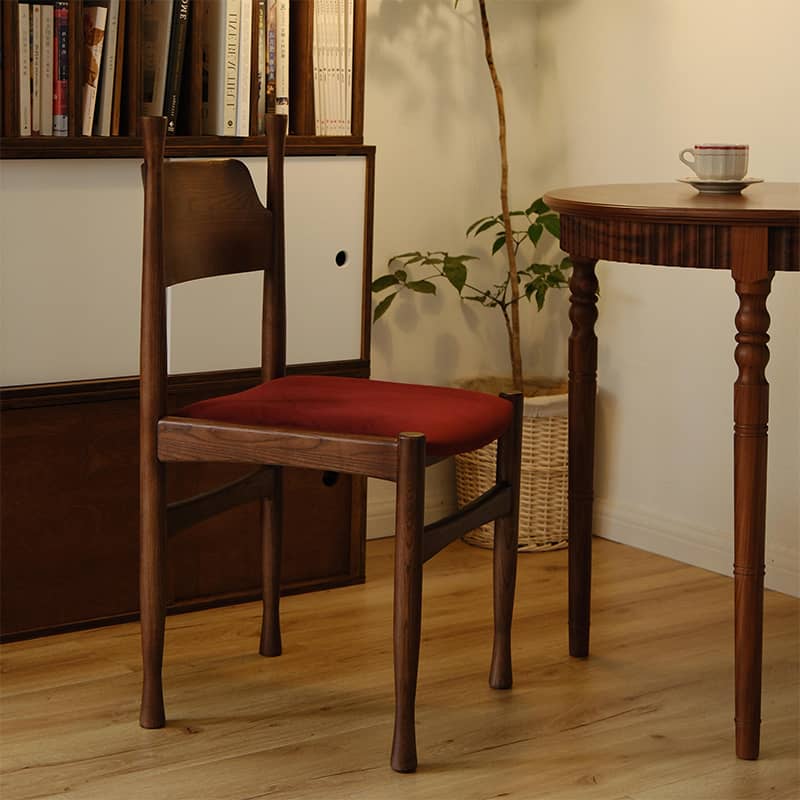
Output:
678 177 764 195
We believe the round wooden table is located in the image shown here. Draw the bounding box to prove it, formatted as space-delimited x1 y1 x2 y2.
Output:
543 182 800 760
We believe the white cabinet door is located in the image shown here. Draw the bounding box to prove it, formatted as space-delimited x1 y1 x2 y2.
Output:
0 156 369 386
0 159 144 386
168 156 367 373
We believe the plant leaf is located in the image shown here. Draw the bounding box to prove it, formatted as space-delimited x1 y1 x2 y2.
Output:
466 216 493 236
527 223 543 246
371 274 399 293
394 269 407 282
473 218 500 237
491 234 507 255
539 213 561 239
406 279 437 294
535 285 547 310
526 197 550 215
443 257 467 293
392 251 420 260
373 292 397 321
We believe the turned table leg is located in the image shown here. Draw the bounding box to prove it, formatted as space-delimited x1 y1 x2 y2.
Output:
567 257 599 658
731 226 773 760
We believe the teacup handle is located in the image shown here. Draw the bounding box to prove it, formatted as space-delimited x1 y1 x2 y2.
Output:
679 148 698 175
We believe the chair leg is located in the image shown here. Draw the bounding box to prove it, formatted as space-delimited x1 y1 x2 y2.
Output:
260 468 283 657
391 433 426 773
490 393 523 690
139 460 167 729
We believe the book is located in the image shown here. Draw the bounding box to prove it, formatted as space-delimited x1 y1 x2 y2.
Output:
81 2 107 135
223 0 240 134
266 0 276 114
204 0 239 135
31 3 41 134
236 0 252 136
163 0 190 134
53 0 68 136
93 0 121 136
39 1 54 136
110 0 126 135
17 2 31 136
274 0 288 118
256 0 266 134
141 0 173 117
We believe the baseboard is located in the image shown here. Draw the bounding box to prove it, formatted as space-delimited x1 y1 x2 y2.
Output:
594 499 799 598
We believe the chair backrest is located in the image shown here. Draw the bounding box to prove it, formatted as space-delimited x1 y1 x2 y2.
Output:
140 115 288 435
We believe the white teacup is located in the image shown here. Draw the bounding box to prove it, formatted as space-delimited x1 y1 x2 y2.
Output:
679 144 749 180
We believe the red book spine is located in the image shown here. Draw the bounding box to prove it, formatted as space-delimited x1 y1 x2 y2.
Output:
53 0 69 136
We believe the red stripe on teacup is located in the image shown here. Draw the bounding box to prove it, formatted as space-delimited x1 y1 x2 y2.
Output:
695 144 748 149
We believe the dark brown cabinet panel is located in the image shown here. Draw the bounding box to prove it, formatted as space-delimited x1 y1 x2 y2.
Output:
1 366 367 641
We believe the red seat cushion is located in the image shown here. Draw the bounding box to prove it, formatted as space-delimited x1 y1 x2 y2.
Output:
178 375 513 459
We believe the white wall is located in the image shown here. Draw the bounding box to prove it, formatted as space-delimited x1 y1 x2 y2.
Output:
364 0 799 595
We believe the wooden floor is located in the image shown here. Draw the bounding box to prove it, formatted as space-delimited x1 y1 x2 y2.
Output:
1 538 798 800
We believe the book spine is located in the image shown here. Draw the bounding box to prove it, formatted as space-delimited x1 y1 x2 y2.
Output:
223 0 239 134
81 4 107 135
31 4 41 134
256 0 266 134
163 0 190 134
266 0 276 114
110 0 127 136
40 2 54 135
53 0 69 136
18 2 32 136
236 0 251 136
275 0 288 118
94 0 120 136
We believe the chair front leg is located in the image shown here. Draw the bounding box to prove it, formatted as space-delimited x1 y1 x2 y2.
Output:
260 468 283 657
490 393 523 689
391 433 426 773
139 459 167 729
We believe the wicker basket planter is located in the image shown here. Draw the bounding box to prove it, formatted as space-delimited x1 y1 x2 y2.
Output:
455 377 568 552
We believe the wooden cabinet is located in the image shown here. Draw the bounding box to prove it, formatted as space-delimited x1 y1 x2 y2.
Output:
1 0 366 157
0 1 375 640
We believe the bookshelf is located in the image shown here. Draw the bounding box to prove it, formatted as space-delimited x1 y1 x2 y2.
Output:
0 0 367 158
0 0 375 639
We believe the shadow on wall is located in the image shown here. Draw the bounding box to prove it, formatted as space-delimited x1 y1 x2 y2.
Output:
367 0 576 146
367 0 580 385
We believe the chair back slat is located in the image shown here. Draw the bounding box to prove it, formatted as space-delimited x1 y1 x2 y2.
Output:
161 160 272 287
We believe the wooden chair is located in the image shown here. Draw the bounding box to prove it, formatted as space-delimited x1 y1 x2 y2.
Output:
138 114 524 772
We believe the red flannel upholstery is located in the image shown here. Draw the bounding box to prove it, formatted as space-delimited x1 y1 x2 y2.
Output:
178 375 513 459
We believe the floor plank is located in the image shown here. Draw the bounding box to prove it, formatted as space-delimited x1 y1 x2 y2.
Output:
1 538 797 800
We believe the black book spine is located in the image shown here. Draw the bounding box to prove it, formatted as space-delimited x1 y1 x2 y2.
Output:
163 0 190 133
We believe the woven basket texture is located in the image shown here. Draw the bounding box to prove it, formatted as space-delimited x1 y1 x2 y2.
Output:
455 384 568 552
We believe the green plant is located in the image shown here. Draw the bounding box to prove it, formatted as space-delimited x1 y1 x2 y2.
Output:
371 198 572 382
372 0 571 394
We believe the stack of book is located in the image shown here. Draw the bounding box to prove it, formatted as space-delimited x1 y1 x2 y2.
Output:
142 0 191 134
16 0 70 136
203 0 289 136
13 0 355 139
312 0 353 136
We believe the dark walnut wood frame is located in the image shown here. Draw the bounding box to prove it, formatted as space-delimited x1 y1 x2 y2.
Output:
544 182 799 763
140 114 523 773
0 0 367 157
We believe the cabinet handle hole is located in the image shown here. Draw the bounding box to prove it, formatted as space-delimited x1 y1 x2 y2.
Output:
335 250 348 268
322 471 340 487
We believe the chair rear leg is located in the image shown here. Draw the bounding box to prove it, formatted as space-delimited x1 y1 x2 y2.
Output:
140 460 167 729
391 433 425 773
490 393 523 690
260 468 283 657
